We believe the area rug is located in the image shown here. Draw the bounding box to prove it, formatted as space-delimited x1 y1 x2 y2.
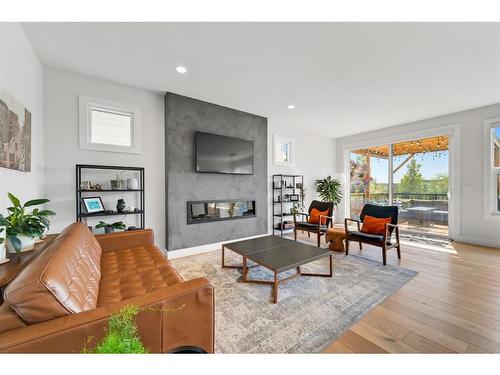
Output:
170 249 417 353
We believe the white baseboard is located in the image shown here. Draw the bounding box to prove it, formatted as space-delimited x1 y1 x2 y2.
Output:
166 232 271 259
453 235 500 249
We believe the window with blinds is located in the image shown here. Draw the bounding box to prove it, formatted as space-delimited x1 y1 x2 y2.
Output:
90 108 132 147
79 95 141 154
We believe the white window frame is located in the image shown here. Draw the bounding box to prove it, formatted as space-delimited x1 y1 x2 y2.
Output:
79 95 141 154
273 135 295 167
483 117 500 221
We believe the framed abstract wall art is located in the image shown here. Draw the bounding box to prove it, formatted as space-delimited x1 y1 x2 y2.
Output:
0 90 31 172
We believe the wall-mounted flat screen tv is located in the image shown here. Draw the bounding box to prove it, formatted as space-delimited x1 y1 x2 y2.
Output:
195 131 254 175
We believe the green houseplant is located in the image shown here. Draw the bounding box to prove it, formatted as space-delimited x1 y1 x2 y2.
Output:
314 176 343 206
2 193 55 253
86 305 147 354
31 207 56 242
95 221 126 234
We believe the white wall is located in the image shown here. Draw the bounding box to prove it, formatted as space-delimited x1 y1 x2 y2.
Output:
44 68 166 248
335 103 500 249
268 122 336 233
0 23 44 212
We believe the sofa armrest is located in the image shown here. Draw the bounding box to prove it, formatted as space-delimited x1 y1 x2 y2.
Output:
0 278 214 353
95 229 154 252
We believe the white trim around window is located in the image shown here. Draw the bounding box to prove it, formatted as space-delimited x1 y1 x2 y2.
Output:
79 95 142 154
483 117 500 221
273 135 296 167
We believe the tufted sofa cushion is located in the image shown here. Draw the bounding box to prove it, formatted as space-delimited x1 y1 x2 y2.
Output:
97 245 183 306
5 222 102 324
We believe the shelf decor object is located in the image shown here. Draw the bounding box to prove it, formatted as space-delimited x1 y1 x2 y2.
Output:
82 196 105 214
272 174 304 238
76 164 145 229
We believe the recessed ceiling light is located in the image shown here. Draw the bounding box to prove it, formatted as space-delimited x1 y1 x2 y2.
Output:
287 104 296 109
176 66 187 74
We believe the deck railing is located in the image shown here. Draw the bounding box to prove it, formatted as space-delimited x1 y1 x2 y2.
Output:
350 192 448 201
350 192 449 226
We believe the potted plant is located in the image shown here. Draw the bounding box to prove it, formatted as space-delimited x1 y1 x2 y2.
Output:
95 221 126 234
314 176 343 207
2 193 53 253
31 207 56 242
85 305 147 354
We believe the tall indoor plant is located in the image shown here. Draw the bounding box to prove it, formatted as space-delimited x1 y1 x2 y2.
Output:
314 176 343 206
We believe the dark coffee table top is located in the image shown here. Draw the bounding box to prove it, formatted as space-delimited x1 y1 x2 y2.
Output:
223 235 292 256
223 235 330 273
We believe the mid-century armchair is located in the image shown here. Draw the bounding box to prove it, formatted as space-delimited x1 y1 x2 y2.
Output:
344 204 401 265
293 200 334 247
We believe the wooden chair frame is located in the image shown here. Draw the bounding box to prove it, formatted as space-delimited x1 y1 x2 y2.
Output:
344 218 401 265
294 212 334 247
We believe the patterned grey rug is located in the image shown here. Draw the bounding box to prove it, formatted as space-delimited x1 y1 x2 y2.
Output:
171 249 417 353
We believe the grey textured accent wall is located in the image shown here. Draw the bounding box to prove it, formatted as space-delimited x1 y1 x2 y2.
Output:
165 93 268 251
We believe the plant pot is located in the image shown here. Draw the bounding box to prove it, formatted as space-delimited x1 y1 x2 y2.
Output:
0 243 6 264
36 228 49 243
0 226 5 261
6 234 36 254
0 243 7 264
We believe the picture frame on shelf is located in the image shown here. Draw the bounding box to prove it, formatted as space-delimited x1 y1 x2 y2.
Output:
82 196 105 214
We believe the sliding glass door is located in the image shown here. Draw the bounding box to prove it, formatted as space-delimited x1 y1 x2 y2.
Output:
349 146 389 219
349 135 450 238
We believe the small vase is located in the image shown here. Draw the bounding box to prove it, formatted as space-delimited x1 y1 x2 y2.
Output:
104 227 114 234
6 234 36 254
127 178 139 190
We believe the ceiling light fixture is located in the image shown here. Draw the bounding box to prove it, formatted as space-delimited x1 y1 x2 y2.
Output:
176 66 187 74
287 104 295 109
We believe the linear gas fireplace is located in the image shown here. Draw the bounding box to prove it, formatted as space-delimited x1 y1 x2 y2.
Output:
187 199 256 224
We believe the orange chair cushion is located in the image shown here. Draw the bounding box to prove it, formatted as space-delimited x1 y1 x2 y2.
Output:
361 215 392 235
308 208 329 225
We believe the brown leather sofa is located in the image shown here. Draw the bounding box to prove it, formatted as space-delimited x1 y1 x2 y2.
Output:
0 222 214 353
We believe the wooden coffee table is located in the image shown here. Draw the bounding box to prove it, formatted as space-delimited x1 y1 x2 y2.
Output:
222 236 332 303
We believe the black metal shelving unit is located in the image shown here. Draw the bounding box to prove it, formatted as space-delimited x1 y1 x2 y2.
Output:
272 174 304 237
76 164 145 229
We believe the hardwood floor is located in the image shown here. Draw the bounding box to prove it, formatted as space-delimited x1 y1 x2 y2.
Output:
287 232 500 353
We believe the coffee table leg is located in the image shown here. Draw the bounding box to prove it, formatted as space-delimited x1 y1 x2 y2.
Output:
329 254 333 276
300 254 333 277
273 272 278 303
222 245 225 267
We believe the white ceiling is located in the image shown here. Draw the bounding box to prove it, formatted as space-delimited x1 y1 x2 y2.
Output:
21 22 500 138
